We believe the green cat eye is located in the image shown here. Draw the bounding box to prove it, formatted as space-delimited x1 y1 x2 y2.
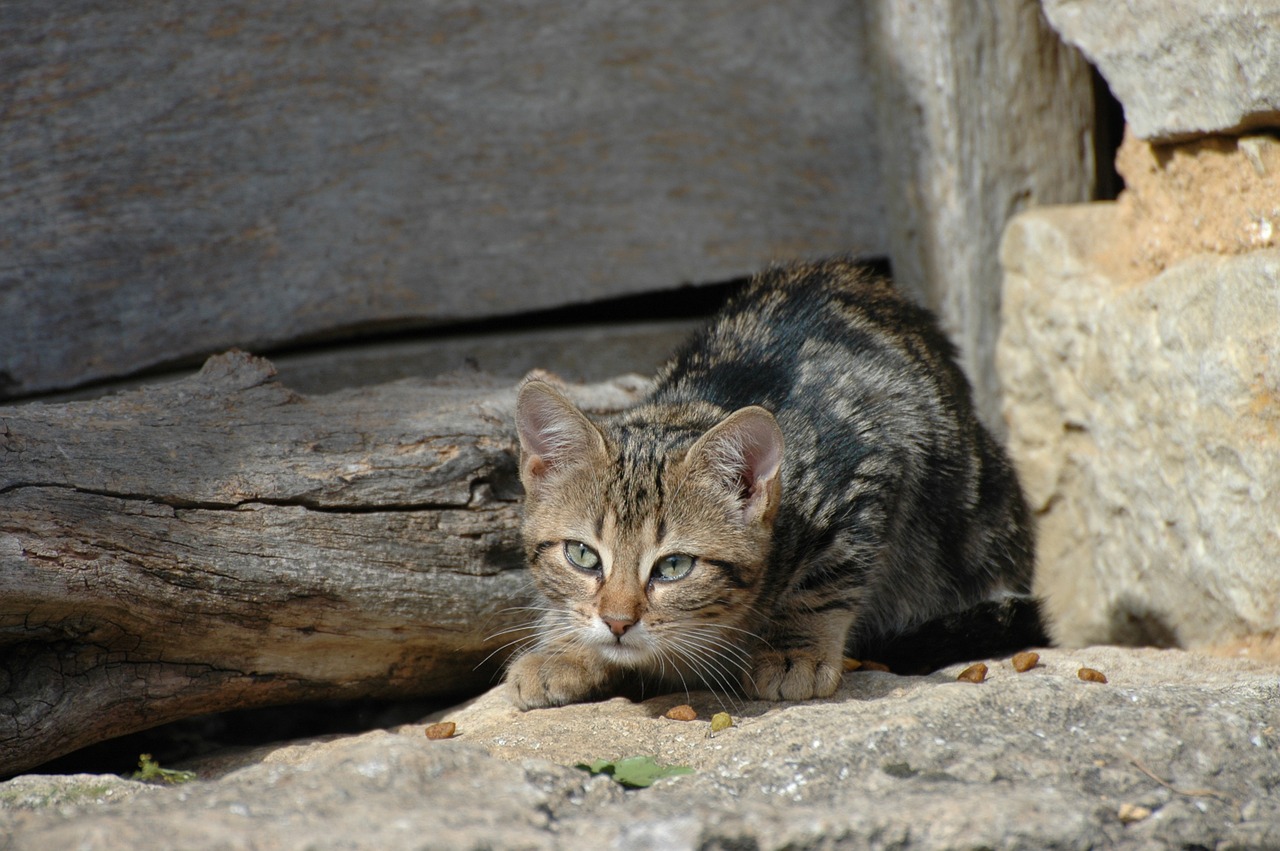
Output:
654 553 695 582
564 540 601 571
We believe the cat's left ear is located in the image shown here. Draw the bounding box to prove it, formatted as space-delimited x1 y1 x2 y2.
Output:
688 406 784 526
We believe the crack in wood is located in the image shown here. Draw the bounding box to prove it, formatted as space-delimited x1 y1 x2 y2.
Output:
0 480 520 513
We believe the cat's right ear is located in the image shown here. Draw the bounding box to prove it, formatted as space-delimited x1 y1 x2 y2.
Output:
515 380 607 497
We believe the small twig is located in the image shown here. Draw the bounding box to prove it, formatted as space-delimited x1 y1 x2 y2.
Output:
1123 750 1238 806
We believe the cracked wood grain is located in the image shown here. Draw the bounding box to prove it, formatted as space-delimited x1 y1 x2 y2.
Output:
2 1 882 400
0 351 649 775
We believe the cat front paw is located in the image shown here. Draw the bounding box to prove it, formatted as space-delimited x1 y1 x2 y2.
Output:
506 651 608 710
746 649 842 701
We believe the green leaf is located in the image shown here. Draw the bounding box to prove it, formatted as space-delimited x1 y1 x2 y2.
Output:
576 755 694 788
130 753 197 785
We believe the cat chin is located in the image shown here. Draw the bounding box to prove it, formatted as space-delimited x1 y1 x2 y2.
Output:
596 641 657 667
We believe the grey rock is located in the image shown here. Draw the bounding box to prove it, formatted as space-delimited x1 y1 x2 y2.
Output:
999 205 1280 649
4 647 1278 849
1042 0 1280 141
0 774 151 813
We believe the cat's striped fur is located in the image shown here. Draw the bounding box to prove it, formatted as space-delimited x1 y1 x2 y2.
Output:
508 259 1036 708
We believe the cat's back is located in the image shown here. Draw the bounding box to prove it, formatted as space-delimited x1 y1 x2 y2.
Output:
651 259 973 433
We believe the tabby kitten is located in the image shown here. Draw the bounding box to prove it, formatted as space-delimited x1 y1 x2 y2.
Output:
507 259 1035 709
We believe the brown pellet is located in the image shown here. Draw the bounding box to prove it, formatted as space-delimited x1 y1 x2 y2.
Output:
1011 651 1040 672
665 704 697 722
956 662 988 683
425 721 457 739
1077 667 1108 683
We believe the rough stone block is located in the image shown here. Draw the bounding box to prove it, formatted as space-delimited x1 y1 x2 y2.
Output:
998 205 1280 648
5 647 1277 849
1043 0 1280 141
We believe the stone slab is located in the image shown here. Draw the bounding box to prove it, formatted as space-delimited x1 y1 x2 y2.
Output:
1043 0 1280 141
4 646 1277 849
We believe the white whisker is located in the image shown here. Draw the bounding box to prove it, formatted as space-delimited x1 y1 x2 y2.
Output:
649 640 694 706
476 606 585 673
657 623 753 712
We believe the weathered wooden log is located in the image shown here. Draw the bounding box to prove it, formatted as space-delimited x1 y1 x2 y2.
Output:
0 352 649 775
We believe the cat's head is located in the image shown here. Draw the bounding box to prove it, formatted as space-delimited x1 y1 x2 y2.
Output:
514 379 784 679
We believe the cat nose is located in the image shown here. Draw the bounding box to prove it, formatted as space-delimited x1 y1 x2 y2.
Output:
601 615 635 636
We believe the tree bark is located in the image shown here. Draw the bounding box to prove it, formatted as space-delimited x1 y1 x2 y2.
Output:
0 351 648 776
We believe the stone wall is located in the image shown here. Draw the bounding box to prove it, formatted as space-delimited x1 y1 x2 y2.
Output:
1042 0 1280 142
1000 1 1280 652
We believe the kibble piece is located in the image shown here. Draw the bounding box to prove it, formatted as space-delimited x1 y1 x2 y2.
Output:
860 660 891 673
1117 803 1152 824
425 721 457 740
710 712 734 733
665 704 697 722
956 662 988 683
842 658 863 672
1077 667 1108 684
1011 651 1040 672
